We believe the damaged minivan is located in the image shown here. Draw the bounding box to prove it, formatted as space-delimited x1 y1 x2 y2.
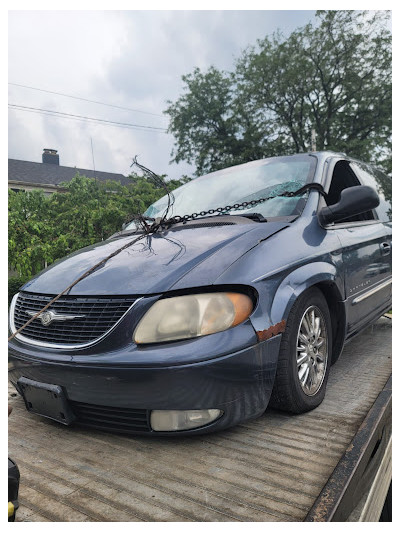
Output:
8 152 392 435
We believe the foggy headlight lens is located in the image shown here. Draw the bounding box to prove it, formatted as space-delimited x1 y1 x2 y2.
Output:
134 292 253 344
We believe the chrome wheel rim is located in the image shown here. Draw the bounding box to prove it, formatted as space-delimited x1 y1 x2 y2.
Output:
296 305 328 396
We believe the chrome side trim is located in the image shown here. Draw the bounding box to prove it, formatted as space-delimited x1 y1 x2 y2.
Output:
9 293 143 350
352 278 392 305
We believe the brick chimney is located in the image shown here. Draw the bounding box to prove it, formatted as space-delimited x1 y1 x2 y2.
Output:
42 148 59 165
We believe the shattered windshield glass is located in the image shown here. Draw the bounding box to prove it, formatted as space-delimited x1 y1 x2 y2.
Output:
138 155 316 225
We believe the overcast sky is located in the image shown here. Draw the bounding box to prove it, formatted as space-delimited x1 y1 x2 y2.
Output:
9 10 319 180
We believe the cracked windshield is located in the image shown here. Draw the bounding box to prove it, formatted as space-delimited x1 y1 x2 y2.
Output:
144 155 316 222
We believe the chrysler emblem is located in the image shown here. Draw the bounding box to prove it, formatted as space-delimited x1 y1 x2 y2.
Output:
40 311 53 326
26 309 86 326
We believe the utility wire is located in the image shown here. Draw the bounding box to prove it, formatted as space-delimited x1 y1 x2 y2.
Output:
9 82 167 119
9 104 168 133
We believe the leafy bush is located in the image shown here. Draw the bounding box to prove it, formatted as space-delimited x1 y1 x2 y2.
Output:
8 276 29 306
8 173 188 279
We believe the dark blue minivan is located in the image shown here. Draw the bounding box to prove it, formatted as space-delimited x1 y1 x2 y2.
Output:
8 152 392 435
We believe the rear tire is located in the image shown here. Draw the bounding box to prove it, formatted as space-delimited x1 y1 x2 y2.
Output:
270 287 332 413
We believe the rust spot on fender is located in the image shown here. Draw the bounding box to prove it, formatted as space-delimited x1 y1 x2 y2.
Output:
256 319 286 342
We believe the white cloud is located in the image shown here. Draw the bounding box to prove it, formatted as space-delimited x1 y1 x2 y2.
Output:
9 10 316 179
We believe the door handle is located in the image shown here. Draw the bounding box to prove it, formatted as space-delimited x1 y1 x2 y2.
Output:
380 242 391 256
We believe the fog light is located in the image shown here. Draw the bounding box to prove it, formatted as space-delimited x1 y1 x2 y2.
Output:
150 409 223 431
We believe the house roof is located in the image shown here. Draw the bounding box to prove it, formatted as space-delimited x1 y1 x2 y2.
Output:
8 159 132 187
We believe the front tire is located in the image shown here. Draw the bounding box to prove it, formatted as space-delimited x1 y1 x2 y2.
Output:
270 287 332 413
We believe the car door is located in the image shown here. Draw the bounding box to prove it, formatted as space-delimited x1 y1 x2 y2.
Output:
321 158 391 337
350 159 392 305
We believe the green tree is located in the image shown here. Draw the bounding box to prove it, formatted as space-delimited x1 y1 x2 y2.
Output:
8 173 189 278
165 10 391 176
165 66 265 174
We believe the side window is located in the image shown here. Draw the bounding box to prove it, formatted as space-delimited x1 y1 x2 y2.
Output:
350 162 392 222
326 160 375 223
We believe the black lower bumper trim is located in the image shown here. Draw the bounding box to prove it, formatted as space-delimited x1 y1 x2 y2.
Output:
71 401 152 433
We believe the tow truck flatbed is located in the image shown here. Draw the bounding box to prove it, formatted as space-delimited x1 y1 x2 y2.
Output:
8 317 391 522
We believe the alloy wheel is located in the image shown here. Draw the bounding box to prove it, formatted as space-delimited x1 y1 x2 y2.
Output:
296 305 328 396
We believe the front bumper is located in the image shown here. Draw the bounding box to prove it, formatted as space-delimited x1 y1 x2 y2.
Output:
8 335 282 435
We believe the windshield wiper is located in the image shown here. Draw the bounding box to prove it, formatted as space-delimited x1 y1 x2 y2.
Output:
230 212 267 222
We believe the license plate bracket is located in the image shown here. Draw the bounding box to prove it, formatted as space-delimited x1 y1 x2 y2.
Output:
17 377 76 425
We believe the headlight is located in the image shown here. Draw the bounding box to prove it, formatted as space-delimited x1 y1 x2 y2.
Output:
134 292 253 344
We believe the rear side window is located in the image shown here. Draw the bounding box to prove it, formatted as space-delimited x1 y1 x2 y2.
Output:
350 162 392 222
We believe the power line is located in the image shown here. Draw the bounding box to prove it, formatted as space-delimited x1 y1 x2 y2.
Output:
9 103 167 131
8 104 168 133
8 82 167 119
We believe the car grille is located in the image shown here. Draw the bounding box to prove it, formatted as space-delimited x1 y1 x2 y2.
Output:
12 291 138 346
71 401 151 433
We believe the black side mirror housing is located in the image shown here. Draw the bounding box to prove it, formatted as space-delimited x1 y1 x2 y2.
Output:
319 185 380 225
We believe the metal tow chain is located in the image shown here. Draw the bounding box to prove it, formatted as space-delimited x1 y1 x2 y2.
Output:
159 182 327 228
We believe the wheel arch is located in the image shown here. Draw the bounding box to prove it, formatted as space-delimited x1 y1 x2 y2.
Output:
313 281 346 364
269 262 346 364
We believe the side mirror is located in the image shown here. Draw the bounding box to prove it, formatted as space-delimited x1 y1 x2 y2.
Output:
319 185 379 225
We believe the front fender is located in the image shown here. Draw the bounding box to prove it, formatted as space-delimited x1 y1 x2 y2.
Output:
249 261 343 337
270 262 343 325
